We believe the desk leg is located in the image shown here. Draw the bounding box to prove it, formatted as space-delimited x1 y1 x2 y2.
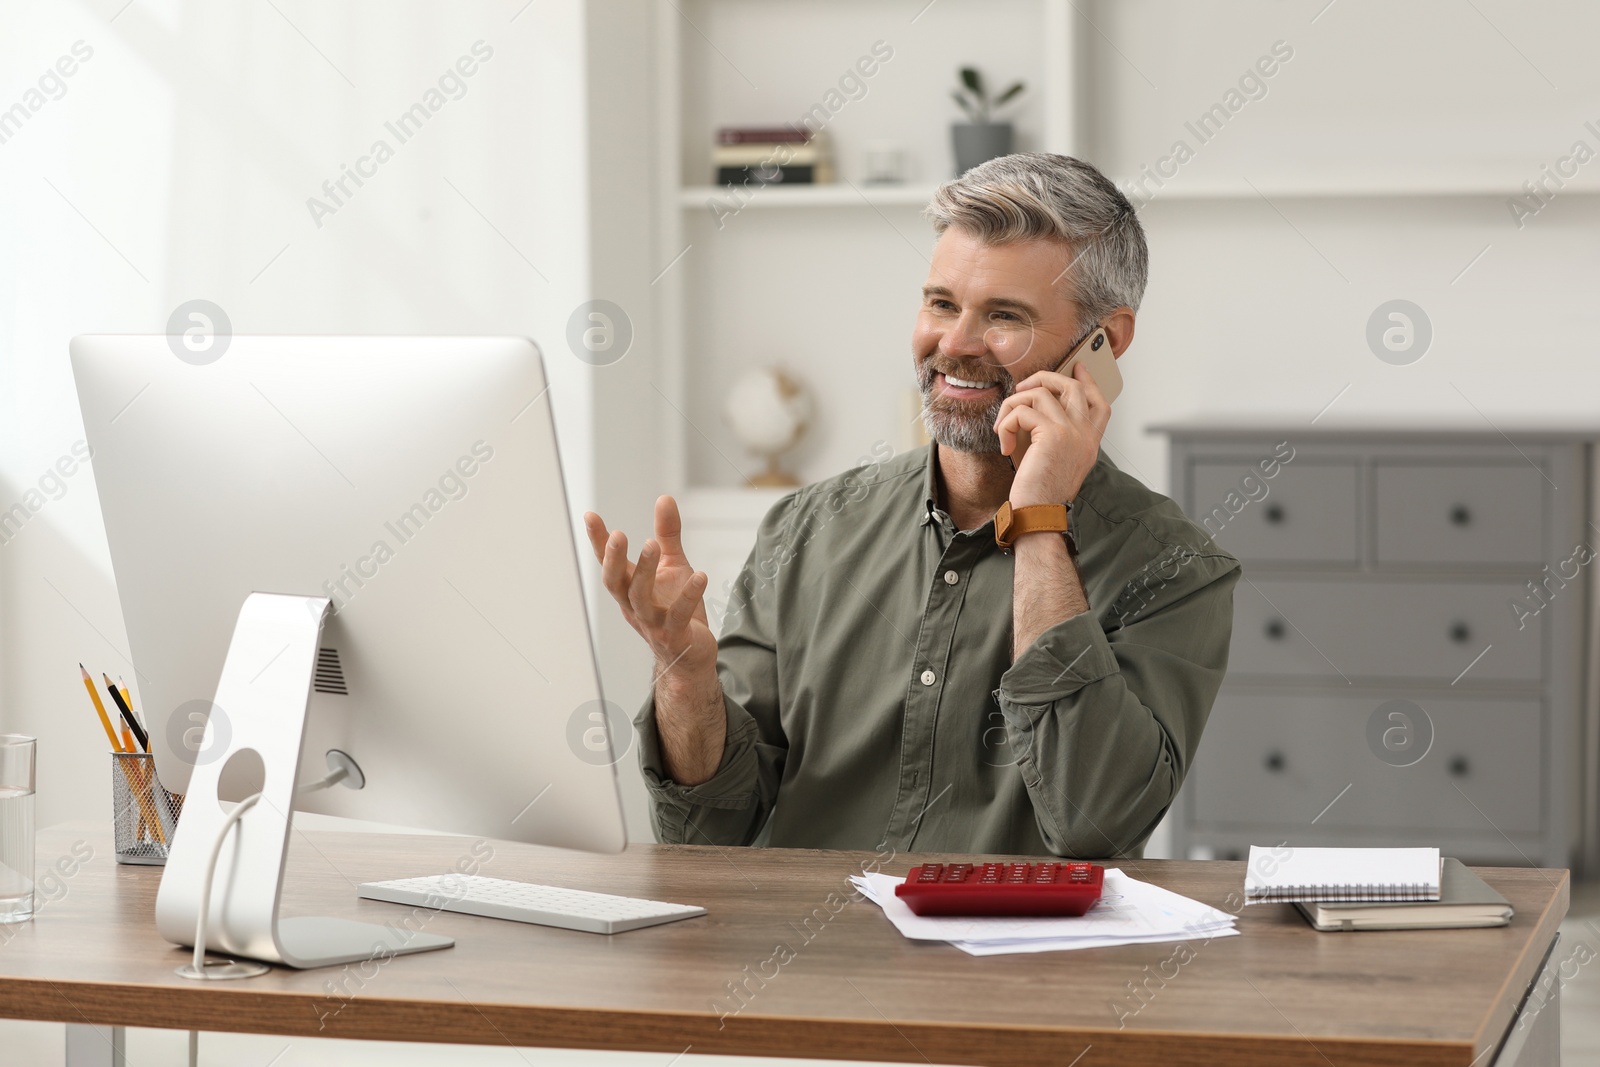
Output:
64 1023 125 1067
1493 933 1561 1067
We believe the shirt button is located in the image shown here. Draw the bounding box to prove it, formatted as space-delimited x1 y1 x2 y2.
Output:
943 570 959 586
920 669 936 686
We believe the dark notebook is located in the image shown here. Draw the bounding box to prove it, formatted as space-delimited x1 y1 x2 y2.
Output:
1294 858 1513 931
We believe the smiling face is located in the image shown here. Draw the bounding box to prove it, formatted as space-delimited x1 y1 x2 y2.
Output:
913 226 1085 453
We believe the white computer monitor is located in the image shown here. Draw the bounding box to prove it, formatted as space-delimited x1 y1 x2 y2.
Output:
71 336 629 969
70 337 630 972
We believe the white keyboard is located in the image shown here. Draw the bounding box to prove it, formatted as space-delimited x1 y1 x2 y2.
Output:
357 874 707 935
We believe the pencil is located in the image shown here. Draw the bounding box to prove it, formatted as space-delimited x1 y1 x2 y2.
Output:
117 677 146 746
87 666 162 842
121 724 135 752
80 664 124 752
103 674 149 753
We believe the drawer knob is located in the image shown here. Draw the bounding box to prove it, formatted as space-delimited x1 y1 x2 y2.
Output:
1448 755 1470 778
1264 751 1286 773
1263 618 1288 641
1448 621 1472 644
1263 503 1286 525
1449 504 1472 527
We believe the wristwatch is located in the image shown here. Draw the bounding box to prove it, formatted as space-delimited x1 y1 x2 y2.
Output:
994 500 1071 549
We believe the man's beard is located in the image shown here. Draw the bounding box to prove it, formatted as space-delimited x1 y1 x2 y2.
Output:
916 358 1016 454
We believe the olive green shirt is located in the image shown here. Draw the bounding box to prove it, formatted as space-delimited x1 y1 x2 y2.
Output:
635 443 1241 859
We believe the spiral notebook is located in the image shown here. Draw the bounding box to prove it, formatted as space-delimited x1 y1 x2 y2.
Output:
1244 846 1442 904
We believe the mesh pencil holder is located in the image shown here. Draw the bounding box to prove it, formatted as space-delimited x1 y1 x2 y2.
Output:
112 752 184 865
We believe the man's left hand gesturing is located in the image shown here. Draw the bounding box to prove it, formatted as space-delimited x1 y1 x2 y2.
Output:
995 359 1112 508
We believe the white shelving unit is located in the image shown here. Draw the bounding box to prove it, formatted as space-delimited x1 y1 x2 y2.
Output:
653 0 1079 496
688 179 1600 209
676 182 941 208
651 0 1595 506
651 0 1081 634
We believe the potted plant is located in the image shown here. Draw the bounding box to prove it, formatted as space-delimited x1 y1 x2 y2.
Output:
950 67 1025 175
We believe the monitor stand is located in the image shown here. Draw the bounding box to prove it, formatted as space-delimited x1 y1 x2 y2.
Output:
154 592 454 974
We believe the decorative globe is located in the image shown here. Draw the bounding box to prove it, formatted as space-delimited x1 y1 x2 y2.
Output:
723 368 811 487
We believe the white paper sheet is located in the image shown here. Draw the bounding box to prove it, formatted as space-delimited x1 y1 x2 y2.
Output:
950 926 1240 956
852 868 1237 955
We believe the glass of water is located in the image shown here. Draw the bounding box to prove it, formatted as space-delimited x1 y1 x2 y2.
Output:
0 736 36 922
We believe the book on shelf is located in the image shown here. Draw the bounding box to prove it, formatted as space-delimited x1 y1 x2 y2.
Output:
716 125 809 144
711 129 832 186
713 142 827 167
715 164 829 187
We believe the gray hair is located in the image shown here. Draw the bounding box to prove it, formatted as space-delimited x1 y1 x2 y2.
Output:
925 153 1148 333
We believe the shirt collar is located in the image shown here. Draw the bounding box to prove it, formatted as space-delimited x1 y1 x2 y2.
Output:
919 444 946 528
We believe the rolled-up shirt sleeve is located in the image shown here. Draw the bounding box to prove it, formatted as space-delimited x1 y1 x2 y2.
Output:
634 496 796 846
996 549 1241 859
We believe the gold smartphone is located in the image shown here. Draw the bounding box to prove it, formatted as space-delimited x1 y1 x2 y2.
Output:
1009 326 1122 468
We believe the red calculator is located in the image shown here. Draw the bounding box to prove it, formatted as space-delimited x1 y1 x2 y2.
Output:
894 862 1104 917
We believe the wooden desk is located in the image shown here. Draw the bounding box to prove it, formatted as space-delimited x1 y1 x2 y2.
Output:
5 825 1567 1067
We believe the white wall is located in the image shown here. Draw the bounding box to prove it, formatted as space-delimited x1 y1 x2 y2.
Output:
583 0 664 840
1081 0 1600 486
0 0 664 837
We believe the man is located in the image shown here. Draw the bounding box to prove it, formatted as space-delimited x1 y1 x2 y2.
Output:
584 153 1240 859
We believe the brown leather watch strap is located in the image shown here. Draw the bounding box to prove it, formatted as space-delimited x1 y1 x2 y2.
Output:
994 500 1071 549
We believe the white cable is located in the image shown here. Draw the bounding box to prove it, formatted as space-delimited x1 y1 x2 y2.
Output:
295 764 349 794
191 791 262 975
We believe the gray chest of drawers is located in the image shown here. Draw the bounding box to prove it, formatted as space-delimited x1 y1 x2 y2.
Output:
1154 425 1597 870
